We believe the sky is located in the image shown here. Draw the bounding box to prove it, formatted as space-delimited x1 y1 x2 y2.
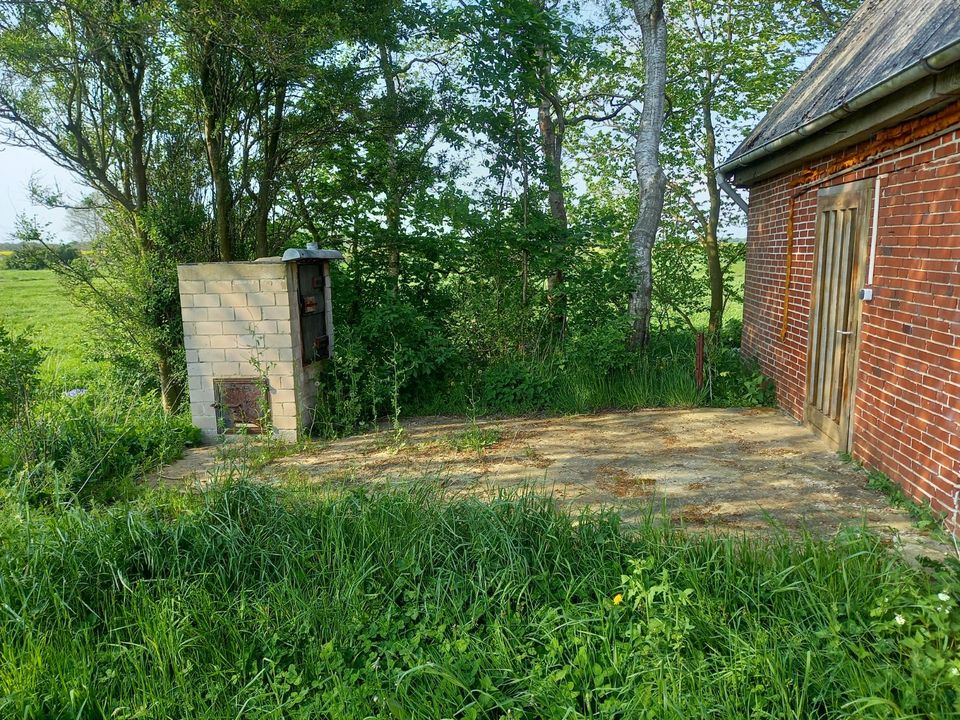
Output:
0 140 81 242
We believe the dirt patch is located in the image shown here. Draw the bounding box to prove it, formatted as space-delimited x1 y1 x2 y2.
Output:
596 463 657 498
161 408 954 561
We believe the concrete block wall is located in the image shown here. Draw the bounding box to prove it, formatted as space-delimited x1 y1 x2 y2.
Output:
178 259 302 443
741 100 960 529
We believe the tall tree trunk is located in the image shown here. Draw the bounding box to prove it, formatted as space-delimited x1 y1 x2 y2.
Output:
200 37 233 261
254 80 287 258
701 89 724 339
378 41 402 293
534 10 567 335
628 0 668 350
207 130 233 261
158 352 185 414
538 99 568 229
538 95 567 330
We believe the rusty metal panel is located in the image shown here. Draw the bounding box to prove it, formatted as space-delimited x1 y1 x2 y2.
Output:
297 263 329 365
214 378 269 435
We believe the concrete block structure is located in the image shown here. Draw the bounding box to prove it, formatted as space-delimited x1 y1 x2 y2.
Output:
721 2 960 530
177 250 339 443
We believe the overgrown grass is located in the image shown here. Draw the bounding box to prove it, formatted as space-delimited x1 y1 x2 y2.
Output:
1 481 957 718
0 377 198 506
406 336 706 420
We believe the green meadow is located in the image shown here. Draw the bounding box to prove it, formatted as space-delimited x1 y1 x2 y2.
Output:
0 269 91 377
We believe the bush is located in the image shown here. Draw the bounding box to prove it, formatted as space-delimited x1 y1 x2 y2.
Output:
4 242 81 270
0 323 44 421
313 301 453 437
707 349 775 407
0 380 199 505
561 315 635 376
478 358 559 413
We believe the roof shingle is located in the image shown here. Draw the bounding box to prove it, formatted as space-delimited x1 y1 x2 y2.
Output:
724 0 960 167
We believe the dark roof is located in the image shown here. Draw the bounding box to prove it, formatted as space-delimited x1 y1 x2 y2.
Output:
724 0 960 168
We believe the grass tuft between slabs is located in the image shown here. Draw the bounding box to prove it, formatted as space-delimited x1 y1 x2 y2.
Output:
1 479 958 719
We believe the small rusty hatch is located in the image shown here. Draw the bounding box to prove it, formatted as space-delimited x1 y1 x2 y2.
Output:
214 378 269 434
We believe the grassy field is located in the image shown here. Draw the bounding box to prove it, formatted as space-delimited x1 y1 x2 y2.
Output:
0 481 957 718
0 268 91 377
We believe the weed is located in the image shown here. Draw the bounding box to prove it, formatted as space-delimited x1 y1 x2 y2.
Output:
445 426 501 455
866 468 949 537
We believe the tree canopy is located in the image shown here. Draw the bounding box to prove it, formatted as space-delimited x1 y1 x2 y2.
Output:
0 0 854 414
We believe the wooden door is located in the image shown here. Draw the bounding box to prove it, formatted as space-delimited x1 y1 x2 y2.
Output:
805 180 871 451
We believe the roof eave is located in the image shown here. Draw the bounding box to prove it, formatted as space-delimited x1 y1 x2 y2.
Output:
719 37 960 183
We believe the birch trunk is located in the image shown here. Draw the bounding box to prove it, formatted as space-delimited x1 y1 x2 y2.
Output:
628 0 668 350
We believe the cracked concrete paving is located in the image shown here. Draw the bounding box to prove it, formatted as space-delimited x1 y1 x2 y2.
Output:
157 407 955 561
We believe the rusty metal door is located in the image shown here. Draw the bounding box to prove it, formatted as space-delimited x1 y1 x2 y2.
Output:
805 180 871 451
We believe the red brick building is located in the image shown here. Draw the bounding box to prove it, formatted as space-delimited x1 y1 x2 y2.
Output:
720 2 960 529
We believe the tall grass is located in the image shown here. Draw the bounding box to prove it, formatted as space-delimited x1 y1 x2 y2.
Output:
1 480 957 718
0 378 198 506
409 338 704 419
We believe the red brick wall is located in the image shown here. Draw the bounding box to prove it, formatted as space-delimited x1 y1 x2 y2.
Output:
741 108 960 527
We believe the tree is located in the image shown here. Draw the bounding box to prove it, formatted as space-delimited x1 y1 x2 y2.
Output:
457 0 633 336
0 0 187 411
4 215 80 270
662 0 858 339
627 0 667 349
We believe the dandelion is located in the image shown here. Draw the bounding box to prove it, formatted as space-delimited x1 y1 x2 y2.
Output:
938 592 950 602
894 614 906 626
613 593 623 606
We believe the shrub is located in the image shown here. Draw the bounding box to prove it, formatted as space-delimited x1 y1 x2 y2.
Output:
4 242 81 270
562 315 635 376
478 358 558 413
0 381 199 505
313 301 453 437
0 323 44 421
708 347 776 407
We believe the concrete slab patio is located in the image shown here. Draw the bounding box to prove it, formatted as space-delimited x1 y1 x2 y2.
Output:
157 408 955 560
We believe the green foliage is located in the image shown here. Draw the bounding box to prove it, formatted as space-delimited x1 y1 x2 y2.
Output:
0 322 44 421
313 301 453 437
3 216 80 271
709 350 777 408
0 481 957 717
866 469 948 536
0 379 199 506
4 243 80 270
476 358 560 413
444 426 501 454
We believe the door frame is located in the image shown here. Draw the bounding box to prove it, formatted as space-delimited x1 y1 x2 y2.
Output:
803 178 873 452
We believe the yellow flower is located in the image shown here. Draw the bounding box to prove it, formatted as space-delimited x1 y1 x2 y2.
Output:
613 593 624 606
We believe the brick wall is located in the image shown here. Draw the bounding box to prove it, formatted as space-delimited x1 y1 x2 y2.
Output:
742 106 960 527
177 260 303 442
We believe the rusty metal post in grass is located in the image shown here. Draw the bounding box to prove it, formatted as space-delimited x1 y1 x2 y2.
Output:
695 332 705 390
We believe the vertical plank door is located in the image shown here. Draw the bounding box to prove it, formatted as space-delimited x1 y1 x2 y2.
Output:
805 180 872 451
